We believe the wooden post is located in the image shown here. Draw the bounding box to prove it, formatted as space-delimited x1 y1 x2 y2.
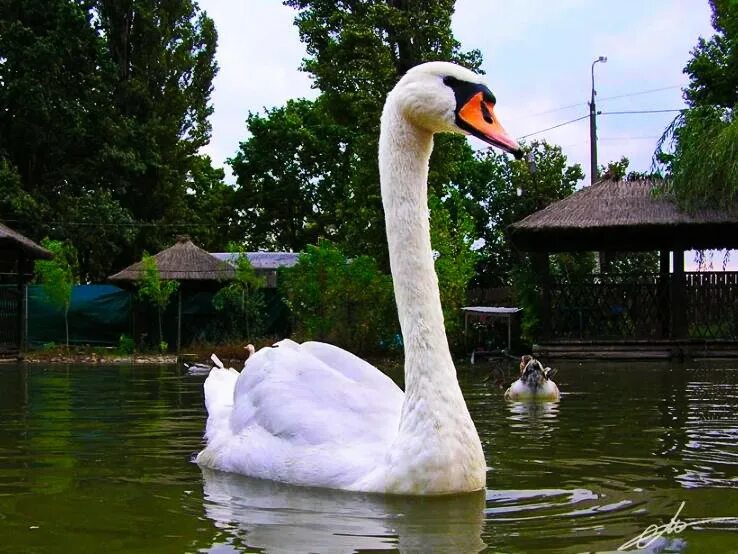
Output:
671 250 687 339
17 251 25 355
532 252 551 340
176 286 182 353
658 250 670 338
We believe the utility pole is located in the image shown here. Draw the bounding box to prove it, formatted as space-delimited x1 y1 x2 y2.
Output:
589 56 607 185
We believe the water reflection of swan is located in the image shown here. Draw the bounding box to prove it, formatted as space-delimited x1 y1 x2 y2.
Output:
199 468 486 553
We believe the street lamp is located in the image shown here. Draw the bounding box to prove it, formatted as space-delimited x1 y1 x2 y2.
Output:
589 56 607 185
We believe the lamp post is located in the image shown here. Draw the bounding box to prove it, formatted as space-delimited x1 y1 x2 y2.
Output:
589 56 607 185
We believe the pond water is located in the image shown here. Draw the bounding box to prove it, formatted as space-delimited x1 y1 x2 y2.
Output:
0 359 737 553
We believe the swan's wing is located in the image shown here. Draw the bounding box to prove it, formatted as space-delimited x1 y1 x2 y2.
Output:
230 341 404 447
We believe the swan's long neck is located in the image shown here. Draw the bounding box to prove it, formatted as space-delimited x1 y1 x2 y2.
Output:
380 103 456 400
379 99 483 489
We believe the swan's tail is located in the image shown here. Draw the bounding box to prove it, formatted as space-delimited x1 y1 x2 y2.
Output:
201 355 239 443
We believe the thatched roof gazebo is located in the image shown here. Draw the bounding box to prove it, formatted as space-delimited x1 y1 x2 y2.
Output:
508 179 738 359
0 222 52 355
510 179 738 252
109 236 235 282
109 236 235 351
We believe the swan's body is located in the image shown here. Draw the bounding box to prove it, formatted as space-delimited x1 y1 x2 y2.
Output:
197 62 521 494
504 357 560 401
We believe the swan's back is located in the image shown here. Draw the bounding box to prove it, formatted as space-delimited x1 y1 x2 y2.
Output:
197 340 404 490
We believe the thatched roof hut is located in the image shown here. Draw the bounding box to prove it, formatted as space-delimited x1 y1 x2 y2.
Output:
0 222 52 356
108 236 236 352
0 222 52 260
510 179 738 252
109 236 235 282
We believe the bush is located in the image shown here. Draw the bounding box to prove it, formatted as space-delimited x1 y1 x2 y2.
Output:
281 241 397 354
117 334 135 355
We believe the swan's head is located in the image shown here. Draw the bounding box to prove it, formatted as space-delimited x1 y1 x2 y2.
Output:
387 61 522 158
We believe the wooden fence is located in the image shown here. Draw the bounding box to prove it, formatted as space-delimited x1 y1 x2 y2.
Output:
545 272 738 341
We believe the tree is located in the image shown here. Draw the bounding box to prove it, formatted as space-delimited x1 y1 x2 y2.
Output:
136 253 179 351
229 98 350 251
429 191 478 347
34 239 78 349
281 241 396 353
655 0 738 210
469 141 584 286
213 247 267 341
231 0 484 264
0 0 224 279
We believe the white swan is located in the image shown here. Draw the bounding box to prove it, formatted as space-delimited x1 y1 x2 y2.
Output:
197 61 521 495
504 356 560 401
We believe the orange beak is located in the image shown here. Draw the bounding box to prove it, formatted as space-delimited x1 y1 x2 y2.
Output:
458 92 522 158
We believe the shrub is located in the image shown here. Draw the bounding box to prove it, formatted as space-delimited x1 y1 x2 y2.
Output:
281 241 396 354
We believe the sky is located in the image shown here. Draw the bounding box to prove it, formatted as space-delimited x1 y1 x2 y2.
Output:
196 0 732 270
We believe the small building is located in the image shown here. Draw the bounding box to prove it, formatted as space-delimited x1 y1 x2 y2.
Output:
509 179 738 359
109 236 235 351
0 223 52 355
211 252 300 288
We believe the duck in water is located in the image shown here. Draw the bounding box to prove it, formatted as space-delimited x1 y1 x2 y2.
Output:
504 355 560 401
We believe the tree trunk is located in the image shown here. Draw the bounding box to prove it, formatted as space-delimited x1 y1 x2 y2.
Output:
158 308 163 350
64 304 70 351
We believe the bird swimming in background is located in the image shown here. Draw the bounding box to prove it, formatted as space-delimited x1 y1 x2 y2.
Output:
197 61 522 495
505 356 560 401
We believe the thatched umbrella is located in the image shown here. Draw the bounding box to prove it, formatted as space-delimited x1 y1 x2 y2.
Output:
109 236 235 351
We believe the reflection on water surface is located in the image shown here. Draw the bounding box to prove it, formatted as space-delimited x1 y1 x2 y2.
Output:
0 361 736 553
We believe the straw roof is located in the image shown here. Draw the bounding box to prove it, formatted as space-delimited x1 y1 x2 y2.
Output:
0 222 52 259
108 236 235 282
510 179 738 252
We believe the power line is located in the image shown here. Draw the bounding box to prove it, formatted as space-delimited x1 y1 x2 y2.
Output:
1 218 238 228
598 85 682 103
517 114 590 140
518 108 685 140
600 109 684 115
599 136 661 141
514 84 682 121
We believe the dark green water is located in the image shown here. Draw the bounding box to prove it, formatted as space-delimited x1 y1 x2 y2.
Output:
1 360 737 553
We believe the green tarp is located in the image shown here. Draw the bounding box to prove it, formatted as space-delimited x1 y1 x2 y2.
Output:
28 284 131 346
26 284 290 347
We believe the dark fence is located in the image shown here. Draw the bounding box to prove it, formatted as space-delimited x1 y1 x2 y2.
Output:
0 286 20 353
546 272 738 341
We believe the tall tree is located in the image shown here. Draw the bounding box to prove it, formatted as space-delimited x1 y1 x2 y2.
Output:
232 0 483 262
655 0 738 210
94 0 219 247
0 0 224 280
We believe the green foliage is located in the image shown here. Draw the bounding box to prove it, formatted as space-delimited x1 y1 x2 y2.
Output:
229 98 349 251
34 239 78 348
429 191 478 347
0 0 223 279
657 108 738 210
117 334 135 355
229 0 483 263
136 253 179 345
213 247 267 341
655 0 738 210
281 241 396 353
470 140 584 286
